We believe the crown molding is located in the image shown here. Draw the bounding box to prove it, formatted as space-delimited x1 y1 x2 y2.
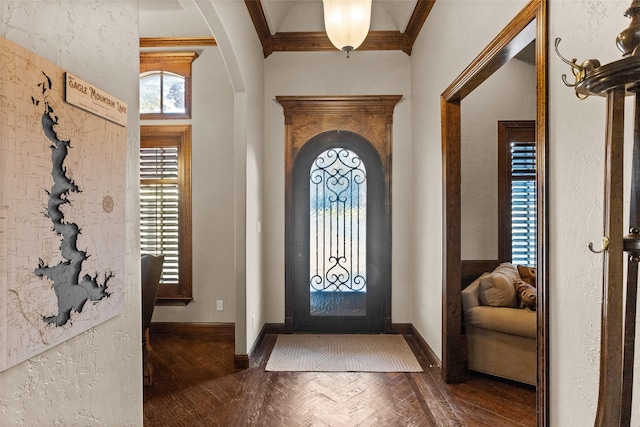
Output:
140 37 217 48
403 0 436 55
245 0 273 57
245 0 435 57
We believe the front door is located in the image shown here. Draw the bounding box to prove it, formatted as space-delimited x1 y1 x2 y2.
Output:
292 131 386 333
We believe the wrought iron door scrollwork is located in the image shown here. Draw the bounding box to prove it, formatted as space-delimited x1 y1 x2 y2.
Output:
309 148 367 292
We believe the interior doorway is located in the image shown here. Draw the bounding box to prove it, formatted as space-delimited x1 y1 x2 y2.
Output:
440 0 548 425
291 131 385 333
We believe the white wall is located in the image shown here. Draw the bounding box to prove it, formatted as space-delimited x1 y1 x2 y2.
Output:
461 54 536 259
0 1 142 424
194 0 266 354
263 50 414 324
146 46 237 324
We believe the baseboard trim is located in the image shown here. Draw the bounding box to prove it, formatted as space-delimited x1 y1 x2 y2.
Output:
389 323 413 334
253 322 285 350
389 323 441 368
236 323 286 370
234 354 249 369
251 323 284 359
409 324 442 368
150 322 235 337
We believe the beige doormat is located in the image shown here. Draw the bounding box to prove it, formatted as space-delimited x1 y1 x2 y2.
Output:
265 334 423 372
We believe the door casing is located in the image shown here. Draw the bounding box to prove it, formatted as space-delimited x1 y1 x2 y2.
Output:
440 1 548 425
277 95 401 333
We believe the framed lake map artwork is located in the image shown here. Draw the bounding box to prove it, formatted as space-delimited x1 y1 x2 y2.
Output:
0 36 126 372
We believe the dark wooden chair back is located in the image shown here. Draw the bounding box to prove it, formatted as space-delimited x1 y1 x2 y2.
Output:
141 254 163 385
141 254 164 335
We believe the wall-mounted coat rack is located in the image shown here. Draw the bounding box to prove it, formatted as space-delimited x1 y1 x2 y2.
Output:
556 1 640 426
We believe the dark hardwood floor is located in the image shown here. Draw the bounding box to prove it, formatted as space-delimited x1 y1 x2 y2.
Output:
143 330 536 426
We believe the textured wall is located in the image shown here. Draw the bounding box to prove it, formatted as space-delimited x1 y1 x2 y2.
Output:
550 0 640 424
0 1 142 425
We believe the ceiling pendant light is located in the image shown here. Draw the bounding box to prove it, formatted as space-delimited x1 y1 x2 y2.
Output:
322 0 372 57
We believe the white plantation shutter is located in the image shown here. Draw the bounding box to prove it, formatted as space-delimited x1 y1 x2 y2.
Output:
140 146 179 284
510 142 536 266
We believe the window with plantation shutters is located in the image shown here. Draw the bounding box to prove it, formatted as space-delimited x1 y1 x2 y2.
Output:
140 125 192 304
510 142 536 266
498 121 536 267
140 146 179 281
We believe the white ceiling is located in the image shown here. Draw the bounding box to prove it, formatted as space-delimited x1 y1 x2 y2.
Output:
139 0 419 38
262 0 418 33
139 0 210 37
139 0 183 11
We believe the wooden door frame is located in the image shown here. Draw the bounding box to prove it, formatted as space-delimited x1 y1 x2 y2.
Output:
440 0 548 425
277 95 401 334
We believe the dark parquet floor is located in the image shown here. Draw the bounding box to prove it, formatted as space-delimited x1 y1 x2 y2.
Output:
143 330 536 427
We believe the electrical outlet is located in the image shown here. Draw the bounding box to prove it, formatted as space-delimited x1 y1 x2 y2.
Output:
216 300 223 311
252 315 255 329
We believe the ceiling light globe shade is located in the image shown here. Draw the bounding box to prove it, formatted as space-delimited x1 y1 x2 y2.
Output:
322 0 372 52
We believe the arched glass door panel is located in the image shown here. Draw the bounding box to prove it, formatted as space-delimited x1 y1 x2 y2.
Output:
309 148 367 316
293 130 385 333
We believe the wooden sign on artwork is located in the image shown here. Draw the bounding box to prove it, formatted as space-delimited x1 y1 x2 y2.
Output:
65 72 127 126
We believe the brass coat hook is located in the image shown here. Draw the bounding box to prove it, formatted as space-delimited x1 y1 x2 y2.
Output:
554 38 601 99
588 236 610 254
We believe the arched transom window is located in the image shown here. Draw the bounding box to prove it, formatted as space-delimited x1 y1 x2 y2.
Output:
140 71 186 114
139 51 198 119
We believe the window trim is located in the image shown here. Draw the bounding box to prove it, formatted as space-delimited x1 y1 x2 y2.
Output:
498 120 536 264
140 51 198 120
140 125 193 305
